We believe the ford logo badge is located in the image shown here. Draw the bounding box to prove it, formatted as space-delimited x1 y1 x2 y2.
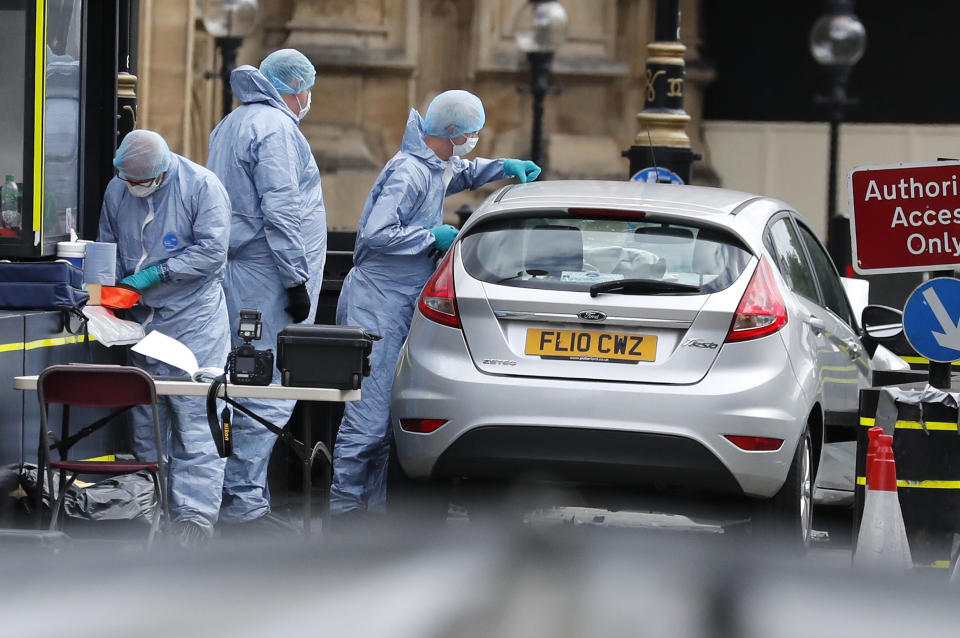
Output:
578 310 606 322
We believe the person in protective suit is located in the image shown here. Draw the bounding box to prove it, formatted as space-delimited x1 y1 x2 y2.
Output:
207 48 326 532
330 89 541 518
98 129 232 547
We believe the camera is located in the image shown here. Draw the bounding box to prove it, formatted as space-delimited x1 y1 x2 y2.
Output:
227 308 274 385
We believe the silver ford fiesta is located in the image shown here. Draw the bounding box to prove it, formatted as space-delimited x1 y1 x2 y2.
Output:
391 180 878 549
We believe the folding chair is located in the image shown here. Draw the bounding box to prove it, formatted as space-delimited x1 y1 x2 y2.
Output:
36 365 169 547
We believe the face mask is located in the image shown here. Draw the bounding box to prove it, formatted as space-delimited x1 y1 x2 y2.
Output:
296 91 312 121
126 176 162 198
451 134 478 157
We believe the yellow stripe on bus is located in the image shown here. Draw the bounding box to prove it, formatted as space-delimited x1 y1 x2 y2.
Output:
0 334 95 353
33 0 46 234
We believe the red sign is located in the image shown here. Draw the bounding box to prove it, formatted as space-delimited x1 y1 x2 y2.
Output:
848 161 960 274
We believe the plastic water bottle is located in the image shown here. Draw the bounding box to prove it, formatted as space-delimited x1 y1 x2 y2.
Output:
1 175 20 230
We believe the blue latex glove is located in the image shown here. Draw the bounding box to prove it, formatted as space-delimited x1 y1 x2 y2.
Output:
503 159 542 183
428 224 459 252
121 264 166 291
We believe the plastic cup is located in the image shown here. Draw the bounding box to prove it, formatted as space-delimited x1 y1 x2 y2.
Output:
57 241 86 269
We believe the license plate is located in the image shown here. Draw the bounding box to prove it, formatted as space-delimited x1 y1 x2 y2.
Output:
524 328 657 363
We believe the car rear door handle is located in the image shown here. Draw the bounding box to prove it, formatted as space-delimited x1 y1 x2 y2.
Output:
804 315 825 334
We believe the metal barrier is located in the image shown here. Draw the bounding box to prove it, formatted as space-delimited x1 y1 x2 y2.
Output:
856 381 960 573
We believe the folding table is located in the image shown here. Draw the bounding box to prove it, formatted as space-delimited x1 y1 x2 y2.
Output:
15 372 359 538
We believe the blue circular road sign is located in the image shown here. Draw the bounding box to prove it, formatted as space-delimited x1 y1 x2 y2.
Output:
630 167 684 185
903 277 960 363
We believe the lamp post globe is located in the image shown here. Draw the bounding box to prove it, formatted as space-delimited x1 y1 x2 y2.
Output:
809 11 866 67
201 0 259 38
514 0 568 169
514 0 569 54
201 0 260 117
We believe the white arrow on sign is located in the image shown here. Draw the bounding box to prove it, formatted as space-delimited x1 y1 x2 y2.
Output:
922 287 960 351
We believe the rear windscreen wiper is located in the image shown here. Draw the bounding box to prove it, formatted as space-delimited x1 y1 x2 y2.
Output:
589 278 701 297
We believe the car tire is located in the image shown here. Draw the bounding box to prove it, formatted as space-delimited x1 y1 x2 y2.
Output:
753 426 813 554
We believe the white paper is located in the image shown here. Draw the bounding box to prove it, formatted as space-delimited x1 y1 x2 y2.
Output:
131 330 223 381
132 330 199 375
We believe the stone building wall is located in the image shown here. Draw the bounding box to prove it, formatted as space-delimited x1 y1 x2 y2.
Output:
138 0 708 230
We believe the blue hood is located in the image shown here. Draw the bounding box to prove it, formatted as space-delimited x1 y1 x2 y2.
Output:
229 65 298 124
401 109 443 168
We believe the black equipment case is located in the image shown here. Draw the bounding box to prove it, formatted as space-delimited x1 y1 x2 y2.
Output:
277 325 378 390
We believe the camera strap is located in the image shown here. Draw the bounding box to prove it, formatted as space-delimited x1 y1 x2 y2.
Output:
205 373 233 458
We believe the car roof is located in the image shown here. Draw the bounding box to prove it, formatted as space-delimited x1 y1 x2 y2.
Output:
479 180 776 219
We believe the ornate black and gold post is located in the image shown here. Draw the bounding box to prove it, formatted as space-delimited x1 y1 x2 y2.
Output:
623 0 699 183
116 72 138 141
116 0 138 144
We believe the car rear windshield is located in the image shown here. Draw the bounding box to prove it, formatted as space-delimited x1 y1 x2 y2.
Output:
460 213 753 294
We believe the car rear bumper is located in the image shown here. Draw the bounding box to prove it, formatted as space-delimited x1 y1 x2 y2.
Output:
392 316 810 499
433 426 744 494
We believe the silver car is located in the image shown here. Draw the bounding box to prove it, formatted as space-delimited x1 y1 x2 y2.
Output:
392 181 875 548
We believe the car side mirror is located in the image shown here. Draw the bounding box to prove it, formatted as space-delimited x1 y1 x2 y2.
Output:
860 304 913 358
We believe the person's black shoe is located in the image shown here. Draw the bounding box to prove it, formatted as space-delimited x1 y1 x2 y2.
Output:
176 521 210 549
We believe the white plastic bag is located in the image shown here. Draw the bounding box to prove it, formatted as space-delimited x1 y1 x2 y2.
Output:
82 305 145 346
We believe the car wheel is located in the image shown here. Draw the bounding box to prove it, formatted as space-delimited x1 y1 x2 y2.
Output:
753 426 813 553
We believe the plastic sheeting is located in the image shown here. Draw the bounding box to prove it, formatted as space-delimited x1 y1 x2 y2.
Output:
19 462 158 523
875 384 960 435
81 305 144 346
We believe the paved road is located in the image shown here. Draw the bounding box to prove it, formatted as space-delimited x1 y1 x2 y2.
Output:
5 479 859 565
418 481 858 564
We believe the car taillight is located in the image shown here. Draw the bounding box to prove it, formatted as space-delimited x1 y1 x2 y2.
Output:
418 248 460 329
400 419 448 433
724 435 784 451
725 257 787 343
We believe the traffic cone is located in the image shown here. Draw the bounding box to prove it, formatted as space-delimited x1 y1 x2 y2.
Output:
864 426 884 492
854 434 912 571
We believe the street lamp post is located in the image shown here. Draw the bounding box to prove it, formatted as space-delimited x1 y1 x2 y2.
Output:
809 0 866 271
201 0 259 118
515 0 568 169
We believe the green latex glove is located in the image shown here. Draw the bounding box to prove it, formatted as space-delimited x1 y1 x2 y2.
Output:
429 224 459 252
503 159 542 183
121 264 165 291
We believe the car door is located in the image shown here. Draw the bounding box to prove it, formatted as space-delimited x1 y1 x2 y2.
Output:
763 214 829 410
793 217 871 426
